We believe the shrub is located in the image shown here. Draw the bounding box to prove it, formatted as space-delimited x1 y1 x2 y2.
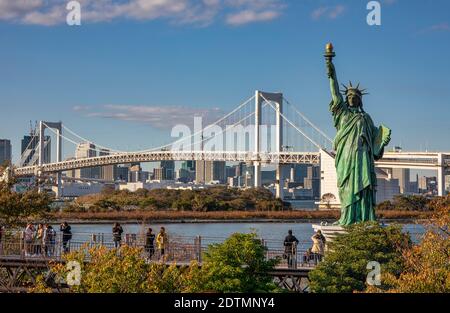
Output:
200 233 280 292
309 222 411 293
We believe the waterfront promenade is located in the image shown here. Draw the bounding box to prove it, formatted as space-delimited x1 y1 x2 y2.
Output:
0 231 318 292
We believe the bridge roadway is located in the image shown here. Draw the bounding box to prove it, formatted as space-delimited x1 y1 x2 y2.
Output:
12 150 450 177
13 150 321 176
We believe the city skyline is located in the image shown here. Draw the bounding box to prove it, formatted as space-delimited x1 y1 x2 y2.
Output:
1 0 450 165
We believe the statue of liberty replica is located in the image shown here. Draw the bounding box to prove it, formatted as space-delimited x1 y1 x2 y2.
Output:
324 43 391 226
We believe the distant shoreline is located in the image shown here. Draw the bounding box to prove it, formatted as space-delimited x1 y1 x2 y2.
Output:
50 219 425 225
48 210 430 225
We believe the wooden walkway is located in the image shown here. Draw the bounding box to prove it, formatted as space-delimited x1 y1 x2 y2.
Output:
0 232 318 292
0 255 313 293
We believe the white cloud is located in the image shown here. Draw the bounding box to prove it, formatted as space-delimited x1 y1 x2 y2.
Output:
0 0 285 27
226 9 280 26
418 22 450 35
72 105 91 112
311 5 345 20
0 0 43 19
77 104 223 129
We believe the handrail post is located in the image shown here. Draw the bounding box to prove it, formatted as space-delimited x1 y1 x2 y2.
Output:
197 235 202 264
293 242 297 269
20 231 24 259
261 238 268 260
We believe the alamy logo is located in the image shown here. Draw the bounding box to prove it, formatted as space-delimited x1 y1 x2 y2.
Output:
66 261 81 286
367 1 382 26
66 1 81 26
366 261 381 286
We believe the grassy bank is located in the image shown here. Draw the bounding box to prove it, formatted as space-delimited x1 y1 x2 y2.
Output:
49 209 433 223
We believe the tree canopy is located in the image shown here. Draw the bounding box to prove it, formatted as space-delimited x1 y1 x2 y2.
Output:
33 232 281 293
70 186 289 212
0 178 52 227
308 222 411 293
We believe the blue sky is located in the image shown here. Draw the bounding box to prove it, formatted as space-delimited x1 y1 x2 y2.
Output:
0 0 449 164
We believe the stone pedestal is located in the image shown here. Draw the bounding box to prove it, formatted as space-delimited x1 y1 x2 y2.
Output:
312 223 346 242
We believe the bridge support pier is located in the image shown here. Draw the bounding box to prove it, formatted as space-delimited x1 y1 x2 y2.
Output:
255 90 283 196
38 121 63 198
276 165 284 199
437 153 445 196
254 91 262 188
254 162 261 188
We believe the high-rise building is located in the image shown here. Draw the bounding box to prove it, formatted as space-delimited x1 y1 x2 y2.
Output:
99 149 115 181
153 168 166 181
0 139 12 165
261 170 276 185
418 176 427 192
179 161 195 182
75 142 100 179
160 160 175 180
445 176 450 193
64 157 76 178
181 161 195 171
418 176 437 194
114 165 129 182
391 168 411 194
195 161 226 184
21 135 51 166
195 160 206 183
128 164 142 182
234 163 244 177
304 165 320 199
226 166 236 180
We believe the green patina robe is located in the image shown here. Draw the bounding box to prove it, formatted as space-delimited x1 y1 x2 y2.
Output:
330 98 384 226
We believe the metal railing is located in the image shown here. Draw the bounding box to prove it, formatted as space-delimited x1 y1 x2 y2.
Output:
0 231 321 269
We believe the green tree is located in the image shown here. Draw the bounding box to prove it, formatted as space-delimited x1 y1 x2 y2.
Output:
0 179 52 227
200 233 280 292
32 233 279 293
309 222 410 293
368 202 450 293
392 195 430 211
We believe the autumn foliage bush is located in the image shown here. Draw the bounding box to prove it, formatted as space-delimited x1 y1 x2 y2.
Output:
32 233 280 293
70 186 288 213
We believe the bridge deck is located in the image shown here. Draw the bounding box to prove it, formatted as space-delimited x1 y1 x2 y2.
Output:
13 150 449 177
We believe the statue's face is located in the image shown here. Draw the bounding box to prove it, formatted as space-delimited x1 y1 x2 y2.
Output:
347 93 361 108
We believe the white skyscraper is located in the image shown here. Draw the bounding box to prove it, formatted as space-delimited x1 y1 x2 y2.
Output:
75 142 100 179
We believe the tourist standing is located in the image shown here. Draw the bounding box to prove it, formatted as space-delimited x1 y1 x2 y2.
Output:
44 225 56 256
283 230 299 269
36 224 44 255
156 227 168 261
112 223 124 248
145 228 156 260
60 222 72 253
311 230 326 262
24 223 35 257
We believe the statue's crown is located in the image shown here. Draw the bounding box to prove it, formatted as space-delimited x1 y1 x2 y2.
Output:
340 81 369 98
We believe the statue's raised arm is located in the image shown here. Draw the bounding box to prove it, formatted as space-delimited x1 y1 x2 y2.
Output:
325 43 343 105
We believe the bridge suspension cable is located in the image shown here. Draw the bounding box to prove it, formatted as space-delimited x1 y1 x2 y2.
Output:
55 95 256 155
259 94 323 151
62 124 125 154
131 94 256 153
42 122 106 155
36 95 257 160
283 97 333 144
20 129 38 166
178 99 265 152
